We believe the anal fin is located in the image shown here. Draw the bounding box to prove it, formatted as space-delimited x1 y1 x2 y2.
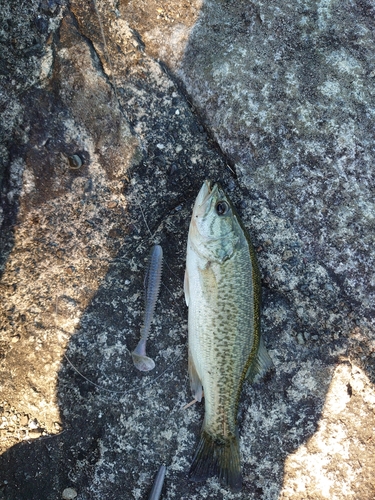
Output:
246 335 274 383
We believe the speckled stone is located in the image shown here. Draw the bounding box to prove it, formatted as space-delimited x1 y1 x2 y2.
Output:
178 0 375 350
61 488 77 500
0 1 374 499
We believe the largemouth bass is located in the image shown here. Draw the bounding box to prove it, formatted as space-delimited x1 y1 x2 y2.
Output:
184 180 273 490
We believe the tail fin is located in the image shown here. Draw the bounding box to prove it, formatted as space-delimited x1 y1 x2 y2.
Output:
189 430 242 491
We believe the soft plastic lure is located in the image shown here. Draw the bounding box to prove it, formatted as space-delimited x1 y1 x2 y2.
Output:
132 245 163 371
148 464 166 500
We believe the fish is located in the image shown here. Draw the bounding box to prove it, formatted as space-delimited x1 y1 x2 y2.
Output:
184 180 273 491
132 244 163 371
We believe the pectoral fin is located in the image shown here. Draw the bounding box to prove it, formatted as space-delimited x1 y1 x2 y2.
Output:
246 336 274 383
184 269 190 307
188 350 203 402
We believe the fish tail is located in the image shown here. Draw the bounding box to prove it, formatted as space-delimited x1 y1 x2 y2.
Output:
189 430 242 491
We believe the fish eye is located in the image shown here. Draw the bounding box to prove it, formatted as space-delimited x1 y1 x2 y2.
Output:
215 201 229 216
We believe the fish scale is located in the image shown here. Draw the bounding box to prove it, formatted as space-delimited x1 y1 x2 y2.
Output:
197 247 254 435
185 180 273 491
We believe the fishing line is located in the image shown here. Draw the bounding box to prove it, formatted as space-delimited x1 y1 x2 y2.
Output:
136 200 184 285
56 265 186 400
56 2 188 401
56 212 187 400
137 200 157 242
62 347 184 397
92 0 119 102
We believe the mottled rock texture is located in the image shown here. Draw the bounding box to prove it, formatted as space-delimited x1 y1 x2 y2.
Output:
0 0 374 499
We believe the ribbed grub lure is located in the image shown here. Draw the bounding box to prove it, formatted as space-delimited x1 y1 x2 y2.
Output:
132 245 163 371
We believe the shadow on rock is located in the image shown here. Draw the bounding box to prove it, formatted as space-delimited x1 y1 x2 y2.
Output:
1 1 375 499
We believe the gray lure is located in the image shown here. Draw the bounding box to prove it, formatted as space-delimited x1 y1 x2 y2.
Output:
132 245 163 371
148 465 166 500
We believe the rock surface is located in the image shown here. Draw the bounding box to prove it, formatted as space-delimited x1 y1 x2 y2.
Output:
0 1 374 499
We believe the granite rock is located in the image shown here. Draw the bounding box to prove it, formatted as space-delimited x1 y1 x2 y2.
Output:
0 1 374 499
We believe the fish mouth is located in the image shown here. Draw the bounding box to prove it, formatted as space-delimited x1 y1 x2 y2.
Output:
201 180 212 205
192 180 224 224
197 180 218 209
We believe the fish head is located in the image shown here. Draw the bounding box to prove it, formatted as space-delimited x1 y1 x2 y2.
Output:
189 180 243 262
